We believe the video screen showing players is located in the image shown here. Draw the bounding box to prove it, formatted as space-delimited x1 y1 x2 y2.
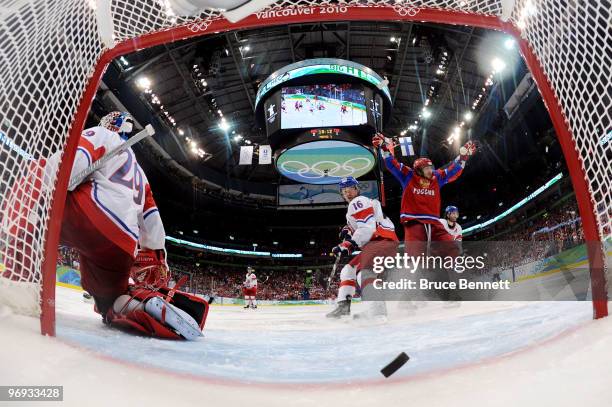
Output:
280 84 367 129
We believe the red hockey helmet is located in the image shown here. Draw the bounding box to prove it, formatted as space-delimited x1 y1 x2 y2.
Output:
413 157 434 171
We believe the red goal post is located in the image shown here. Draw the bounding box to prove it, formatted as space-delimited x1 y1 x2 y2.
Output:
0 0 609 336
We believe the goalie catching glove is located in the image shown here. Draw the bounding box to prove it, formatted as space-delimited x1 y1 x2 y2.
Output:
130 248 170 287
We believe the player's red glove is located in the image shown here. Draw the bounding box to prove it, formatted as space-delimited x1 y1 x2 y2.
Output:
332 240 356 258
459 140 477 161
372 133 389 151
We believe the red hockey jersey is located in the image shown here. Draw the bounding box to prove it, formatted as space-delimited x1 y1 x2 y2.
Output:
384 154 465 224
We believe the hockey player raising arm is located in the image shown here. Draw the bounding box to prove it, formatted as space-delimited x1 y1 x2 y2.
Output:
57 112 208 340
372 133 476 255
327 177 398 319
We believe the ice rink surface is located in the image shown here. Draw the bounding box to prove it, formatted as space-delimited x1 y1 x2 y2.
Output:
282 99 367 129
2 286 612 406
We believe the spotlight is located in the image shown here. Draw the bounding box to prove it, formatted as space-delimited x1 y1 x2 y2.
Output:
219 118 230 131
422 108 432 119
136 76 151 90
464 111 474 122
491 57 506 73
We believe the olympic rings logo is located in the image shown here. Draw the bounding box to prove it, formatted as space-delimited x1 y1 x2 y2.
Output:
279 157 373 179
393 6 419 17
187 19 213 33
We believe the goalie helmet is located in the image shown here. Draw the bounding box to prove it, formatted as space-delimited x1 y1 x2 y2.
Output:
100 111 134 140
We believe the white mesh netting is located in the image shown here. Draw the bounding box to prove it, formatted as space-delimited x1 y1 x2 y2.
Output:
0 0 610 325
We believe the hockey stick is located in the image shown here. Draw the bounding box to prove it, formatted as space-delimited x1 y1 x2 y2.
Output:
370 99 386 207
68 124 155 190
326 255 342 290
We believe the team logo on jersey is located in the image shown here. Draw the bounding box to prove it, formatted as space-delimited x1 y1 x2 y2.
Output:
418 178 431 188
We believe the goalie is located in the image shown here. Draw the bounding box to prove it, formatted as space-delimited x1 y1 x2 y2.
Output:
58 112 208 340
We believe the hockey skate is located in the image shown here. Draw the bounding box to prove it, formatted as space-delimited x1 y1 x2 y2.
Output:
353 301 387 320
144 296 203 341
326 295 351 318
244 304 250 309
251 305 257 309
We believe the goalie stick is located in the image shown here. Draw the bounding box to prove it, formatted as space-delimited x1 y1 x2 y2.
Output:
68 124 155 190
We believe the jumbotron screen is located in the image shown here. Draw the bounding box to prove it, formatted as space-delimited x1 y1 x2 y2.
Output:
280 84 367 129
276 139 376 185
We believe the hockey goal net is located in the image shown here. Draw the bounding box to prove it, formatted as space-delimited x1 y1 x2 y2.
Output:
0 0 610 335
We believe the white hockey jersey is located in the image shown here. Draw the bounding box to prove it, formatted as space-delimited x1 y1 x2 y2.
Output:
345 195 397 248
244 272 257 288
55 126 165 255
438 219 463 241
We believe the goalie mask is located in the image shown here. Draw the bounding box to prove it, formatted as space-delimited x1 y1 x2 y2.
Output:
100 111 134 140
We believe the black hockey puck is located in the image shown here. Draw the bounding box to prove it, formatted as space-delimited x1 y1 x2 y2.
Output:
380 352 410 378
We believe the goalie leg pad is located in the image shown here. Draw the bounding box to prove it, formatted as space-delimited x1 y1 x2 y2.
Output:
145 297 203 341
106 288 209 340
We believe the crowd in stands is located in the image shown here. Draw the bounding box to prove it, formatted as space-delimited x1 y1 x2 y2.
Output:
470 197 584 268
170 255 335 300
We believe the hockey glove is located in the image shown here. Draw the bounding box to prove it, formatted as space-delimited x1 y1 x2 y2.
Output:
459 140 477 161
339 225 354 241
131 248 170 287
332 239 357 258
372 133 389 151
